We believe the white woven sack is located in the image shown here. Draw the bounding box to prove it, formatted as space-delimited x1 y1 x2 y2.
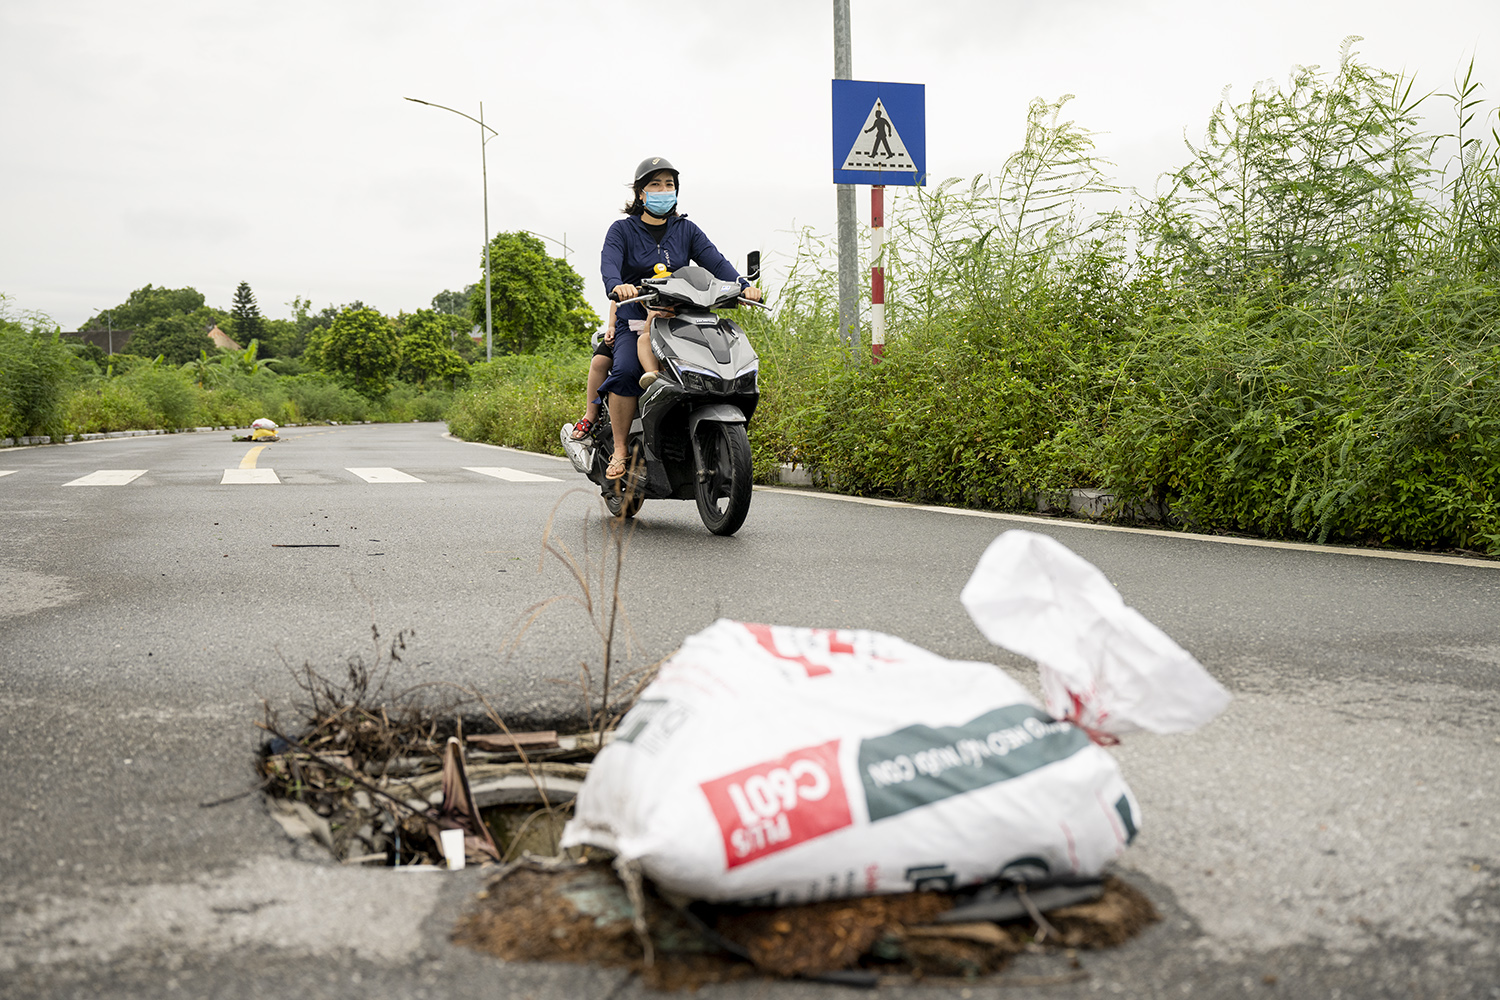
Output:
560 619 1139 905
959 530 1231 737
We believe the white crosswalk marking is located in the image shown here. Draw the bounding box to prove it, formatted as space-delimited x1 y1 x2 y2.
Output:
346 467 424 483
64 470 147 486
222 468 281 484
5 464 574 487
464 466 561 483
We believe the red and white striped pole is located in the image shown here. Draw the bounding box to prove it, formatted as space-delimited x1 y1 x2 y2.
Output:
870 185 885 362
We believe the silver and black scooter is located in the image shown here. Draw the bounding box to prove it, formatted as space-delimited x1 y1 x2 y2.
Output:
561 260 763 536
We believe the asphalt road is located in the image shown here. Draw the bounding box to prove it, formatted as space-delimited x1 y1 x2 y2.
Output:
2 422 1497 999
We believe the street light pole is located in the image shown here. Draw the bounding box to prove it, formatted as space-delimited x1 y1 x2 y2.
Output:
834 0 860 353
93 307 114 355
405 96 499 362
522 230 570 262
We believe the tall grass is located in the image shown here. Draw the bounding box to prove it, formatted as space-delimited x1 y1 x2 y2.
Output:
447 43 1500 553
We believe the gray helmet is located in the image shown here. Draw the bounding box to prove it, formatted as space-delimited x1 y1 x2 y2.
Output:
633 156 679 189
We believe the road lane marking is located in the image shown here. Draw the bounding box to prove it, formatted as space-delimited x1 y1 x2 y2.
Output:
63 470 147 487
464 466 561 483
222 468 280 484
240 446 267 470
346 467 424 483
0 471 15 478
753 486 1500 571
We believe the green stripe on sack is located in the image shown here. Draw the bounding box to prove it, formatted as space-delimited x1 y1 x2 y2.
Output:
858 705 1093 822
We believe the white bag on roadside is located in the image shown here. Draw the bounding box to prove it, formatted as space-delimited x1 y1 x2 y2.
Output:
561 619 1141 905
561 531 1229 904
959 530 1231 737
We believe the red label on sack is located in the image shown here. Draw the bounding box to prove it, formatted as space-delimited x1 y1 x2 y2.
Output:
740 622 854 677
700 740 853 869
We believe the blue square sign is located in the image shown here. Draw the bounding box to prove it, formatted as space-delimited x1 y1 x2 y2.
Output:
832 79 926 186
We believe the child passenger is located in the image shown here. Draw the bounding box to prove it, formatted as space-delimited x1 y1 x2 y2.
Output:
570 299 617 440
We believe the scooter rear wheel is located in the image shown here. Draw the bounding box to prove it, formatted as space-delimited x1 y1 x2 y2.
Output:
695 422 752 536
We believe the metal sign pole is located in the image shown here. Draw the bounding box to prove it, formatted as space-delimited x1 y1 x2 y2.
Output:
480 102 493 362
834 0 859 352
871 185 885 362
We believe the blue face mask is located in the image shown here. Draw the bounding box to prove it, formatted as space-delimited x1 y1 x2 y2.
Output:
643 191 677 217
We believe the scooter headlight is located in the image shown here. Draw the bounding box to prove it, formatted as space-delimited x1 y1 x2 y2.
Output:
670 362 724 394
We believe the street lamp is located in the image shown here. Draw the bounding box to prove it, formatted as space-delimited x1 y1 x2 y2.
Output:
523 230 571 262
405 96 499 362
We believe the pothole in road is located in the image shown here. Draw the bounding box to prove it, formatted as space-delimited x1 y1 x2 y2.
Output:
255 647 1161 989
260 725 596 868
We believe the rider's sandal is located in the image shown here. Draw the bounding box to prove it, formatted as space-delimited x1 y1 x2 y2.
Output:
605 454 627 480
570 417 593 440
638 371 660 390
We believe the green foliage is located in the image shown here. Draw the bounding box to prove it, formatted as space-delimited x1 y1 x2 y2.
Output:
0 306 74 439
121 366 197 429
1148 36 1436 295
431 285 476 317
305 306 400 397
65 380 156 434
85 284 207 333
443 44 1500 555
120 314 214 366
469 232 600 354
230 281 267 348
395 310 470 388
445 352 587 454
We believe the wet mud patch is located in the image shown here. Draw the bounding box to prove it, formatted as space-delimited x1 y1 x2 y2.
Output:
453 859 1158 989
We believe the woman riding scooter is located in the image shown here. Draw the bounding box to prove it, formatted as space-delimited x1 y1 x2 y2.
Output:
598 156 762 480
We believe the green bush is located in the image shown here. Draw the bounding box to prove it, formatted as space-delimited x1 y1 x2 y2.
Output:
445 353 587 455
280 374 370 423
442 44 1500 554
0 314 74 439
65 380 156 434
122 366 197 429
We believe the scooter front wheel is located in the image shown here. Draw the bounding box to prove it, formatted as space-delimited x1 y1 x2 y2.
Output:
603 448 645 519
695 422 752 536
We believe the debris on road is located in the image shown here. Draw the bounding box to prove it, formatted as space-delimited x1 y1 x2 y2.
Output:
231 418 280 442
257 531 1219 986
453 857 1158 987
560 530 1230 905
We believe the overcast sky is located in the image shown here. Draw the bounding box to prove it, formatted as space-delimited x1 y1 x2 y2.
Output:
2 0 1494 332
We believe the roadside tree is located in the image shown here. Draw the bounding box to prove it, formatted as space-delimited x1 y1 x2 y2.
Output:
305 306 399 396
468 232 598 354
396 309 469 388
85 285 207 333
229 281 267 351
122 314 214 366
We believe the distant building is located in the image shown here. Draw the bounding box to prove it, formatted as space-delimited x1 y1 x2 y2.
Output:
60 321 240 355
207 325 242 352
61 328 135 354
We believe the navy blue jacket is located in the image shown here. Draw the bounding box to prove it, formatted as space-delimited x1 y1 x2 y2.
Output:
600 214 745 338
597 214 747 397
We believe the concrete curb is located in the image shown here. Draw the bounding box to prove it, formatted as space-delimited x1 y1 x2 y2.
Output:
773 463 1173 526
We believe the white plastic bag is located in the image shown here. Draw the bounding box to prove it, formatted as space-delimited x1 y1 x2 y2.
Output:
959 530 1231 737
560 619 1140 905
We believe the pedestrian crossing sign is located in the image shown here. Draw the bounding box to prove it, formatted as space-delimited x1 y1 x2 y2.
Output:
832 79 926 186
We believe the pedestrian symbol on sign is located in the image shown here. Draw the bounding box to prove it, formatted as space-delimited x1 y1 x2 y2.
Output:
840 98 914 173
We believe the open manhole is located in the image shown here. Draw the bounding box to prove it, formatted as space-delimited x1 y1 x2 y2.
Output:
260 727 597 868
